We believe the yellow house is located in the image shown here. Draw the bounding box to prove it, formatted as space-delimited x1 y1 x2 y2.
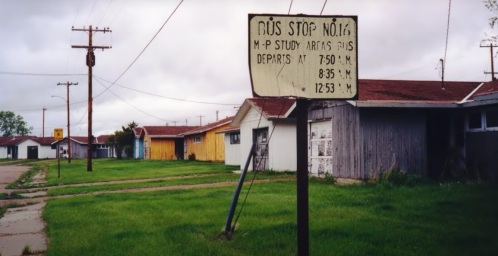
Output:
182 116 234 162
141 126 197 160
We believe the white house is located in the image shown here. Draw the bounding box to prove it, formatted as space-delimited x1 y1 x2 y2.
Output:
17 137 56 159
216 126 241 166
231 98 297 171
0 136 56 159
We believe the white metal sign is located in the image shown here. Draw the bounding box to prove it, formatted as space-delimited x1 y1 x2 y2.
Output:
249 14 358 99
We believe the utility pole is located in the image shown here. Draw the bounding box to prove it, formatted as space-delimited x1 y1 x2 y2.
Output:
481 43 498 81
57 81 78 163
71 25 111 172
197 115 205 126
42 108 46 137
216 111 219 121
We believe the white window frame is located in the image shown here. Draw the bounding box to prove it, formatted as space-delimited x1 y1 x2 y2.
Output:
194 136 202 143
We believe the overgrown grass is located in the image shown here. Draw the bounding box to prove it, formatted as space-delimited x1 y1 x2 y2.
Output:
43 180 498 256
45 158 240 186
46 172 293 196
5 165 43 189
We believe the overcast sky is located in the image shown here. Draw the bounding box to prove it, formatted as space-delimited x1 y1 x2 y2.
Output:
0 0 493 137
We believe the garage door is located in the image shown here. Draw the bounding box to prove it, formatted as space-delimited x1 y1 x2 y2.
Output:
27 146 38 159
309 120 332 175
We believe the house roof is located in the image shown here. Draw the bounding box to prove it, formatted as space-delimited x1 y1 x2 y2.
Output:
231 97 296 127
132 127 143 137
30 137 56 146
345 79 492 108
0 136 57 146
142 126 198 138
51 136 110 145
247 98 296 118
357 79 481 102
0 136 31 146
215 126 240 134
182 116 234 136
473 79 498 97
96 135 110 143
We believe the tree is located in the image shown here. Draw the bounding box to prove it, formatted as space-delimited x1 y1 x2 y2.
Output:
106 121 138 159
484 0 498 42
0 111 33 137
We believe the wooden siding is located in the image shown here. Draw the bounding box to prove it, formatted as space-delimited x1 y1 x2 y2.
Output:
310 103 361 179
186 124 229 162
309 101 427 179
466 131 498 180
57 140 88 158
150 138 176 160
358 108 427 179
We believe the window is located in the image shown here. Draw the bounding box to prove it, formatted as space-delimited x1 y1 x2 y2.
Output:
486 110 498 128
468 112 482 129
194 136 202 143
230 133 240 144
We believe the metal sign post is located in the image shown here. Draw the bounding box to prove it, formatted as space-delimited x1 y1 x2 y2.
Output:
54 128 63 179
248 14 358 256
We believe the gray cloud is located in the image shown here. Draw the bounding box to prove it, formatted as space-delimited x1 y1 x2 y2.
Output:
0 0 494 137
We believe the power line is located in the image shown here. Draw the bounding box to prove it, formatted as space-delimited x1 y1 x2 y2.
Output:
93 75 240 106
98 0 114 26
288 0 293 14
320 0 328 15
93 76 178 123
109 0 128 26
93 0 185 99
0 71 85 76
85 0 98 25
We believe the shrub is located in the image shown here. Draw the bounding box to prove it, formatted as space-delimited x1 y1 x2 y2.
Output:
378 167 423 187
124 145 133 158
188 153 196 161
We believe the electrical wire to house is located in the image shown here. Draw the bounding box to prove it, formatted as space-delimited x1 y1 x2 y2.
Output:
93 75 240 106
93 76 179 123
320 0 328 15
93 0 185 100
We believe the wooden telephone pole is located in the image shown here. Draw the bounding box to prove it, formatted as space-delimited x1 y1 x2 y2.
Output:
57 81 78 163
71 25 111 171
481 43 498 80
42 108 46 137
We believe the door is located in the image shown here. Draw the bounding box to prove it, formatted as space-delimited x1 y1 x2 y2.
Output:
309 120 332 175
27 146 38 159
253 128 269 171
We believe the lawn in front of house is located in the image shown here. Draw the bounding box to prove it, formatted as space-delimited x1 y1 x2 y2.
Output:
42 180 498 256
46 172 294 196
44 158 240 186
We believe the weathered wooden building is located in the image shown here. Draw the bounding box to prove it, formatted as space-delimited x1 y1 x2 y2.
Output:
308 79 498 180
52 135 112 159
216 126 241 166
182 117 234 162
231 98 296 171
141 126 197 160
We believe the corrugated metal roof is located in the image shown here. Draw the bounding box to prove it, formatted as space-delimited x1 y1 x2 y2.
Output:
182 116 234 135
357 79 481 102
143 126 198 137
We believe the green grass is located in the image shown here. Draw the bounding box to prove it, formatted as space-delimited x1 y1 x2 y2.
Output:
44 158 240 186
46 172 293 196
5 165 43 188
42 180 498 256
